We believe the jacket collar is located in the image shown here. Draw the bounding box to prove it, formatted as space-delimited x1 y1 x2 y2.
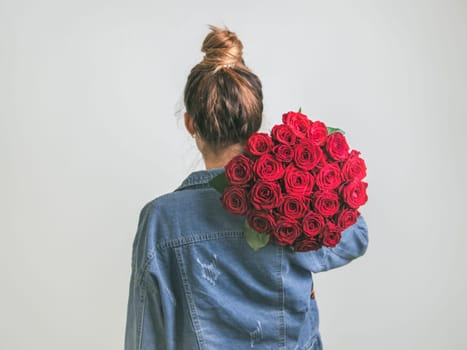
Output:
175 168 224 191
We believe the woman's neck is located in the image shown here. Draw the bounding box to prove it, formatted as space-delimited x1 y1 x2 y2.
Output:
202 143 243 169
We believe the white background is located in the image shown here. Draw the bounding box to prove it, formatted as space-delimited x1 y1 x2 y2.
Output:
1 0 466 349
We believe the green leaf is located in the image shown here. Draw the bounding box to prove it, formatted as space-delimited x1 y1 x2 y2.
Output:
327 126 345 135
244 222 270 251
298 106 302 113
208 172 229 193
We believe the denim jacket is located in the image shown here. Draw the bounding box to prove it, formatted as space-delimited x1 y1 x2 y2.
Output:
125 169 369 350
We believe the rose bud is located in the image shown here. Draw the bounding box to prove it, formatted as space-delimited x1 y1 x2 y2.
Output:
326 132 350 161
271 124 296 145
342 150 367 181
294 141 323 171
293 234 322 252
246 210 276 235
245 132 274 156
313 190 340 217
250 181 283 210
279 195 308 219
225 154 254 185
272 144 294 163
254 154 285 181
221 186 249 216
282 111 310 139
316 162 342 190
322 222 342 247
337 209 360 231
302 211 325 237
342 181 368 208
284 165 315 197
272 218 301 246
307 120 328 146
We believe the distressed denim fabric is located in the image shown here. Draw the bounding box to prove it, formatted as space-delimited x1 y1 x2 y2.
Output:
125 169 368 350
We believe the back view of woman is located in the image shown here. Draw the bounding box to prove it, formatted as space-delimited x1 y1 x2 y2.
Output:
125 26 368 350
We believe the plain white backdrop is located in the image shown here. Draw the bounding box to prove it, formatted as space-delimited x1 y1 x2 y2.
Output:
1 0 466 349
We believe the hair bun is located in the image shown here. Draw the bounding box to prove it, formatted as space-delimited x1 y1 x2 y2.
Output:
201 25 244 68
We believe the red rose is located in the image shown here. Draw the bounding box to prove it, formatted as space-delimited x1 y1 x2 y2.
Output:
221 186 249 216
284 165 314 197
313 190 340 217
342 150 367 181
293 235 322 252
245 133 273 156
272 144 294 163
322 222 341 247
326 132 350 161
280 195 308 219
282 111 310 138
307 121 328 146
302 211 325 237
315 162 342 190
271 124 296 145
342 181 368 208
323 231 341 248
250 181 283 210
337 209 360 230
225 154 254 185
273 218 301 246
254 154 285 181
247 210 276 235
294 141 323 170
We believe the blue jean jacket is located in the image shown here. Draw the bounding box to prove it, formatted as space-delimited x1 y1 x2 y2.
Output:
125 169 369 350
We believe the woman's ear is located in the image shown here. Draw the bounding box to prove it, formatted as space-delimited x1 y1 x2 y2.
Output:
184 112 195 136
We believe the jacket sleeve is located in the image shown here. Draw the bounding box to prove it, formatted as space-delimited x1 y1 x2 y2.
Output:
124 268 145 350
124 202 169 350
125 267 168 350
308 215 369 273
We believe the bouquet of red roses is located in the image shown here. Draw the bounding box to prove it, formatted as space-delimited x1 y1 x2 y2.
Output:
209 110 368 252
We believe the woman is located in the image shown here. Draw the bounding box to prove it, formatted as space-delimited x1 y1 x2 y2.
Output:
125 26 368 350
